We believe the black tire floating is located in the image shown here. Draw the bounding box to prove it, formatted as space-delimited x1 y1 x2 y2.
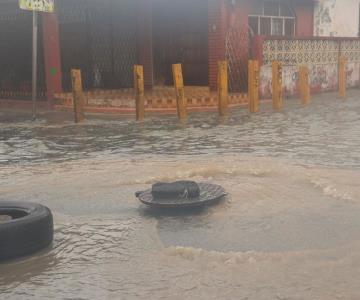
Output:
0 202 54 262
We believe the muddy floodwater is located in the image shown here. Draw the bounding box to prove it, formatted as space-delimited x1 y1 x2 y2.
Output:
1 92 360 299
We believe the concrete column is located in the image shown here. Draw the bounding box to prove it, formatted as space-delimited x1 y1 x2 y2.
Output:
137 0 154 89
292 0 315 37
251 35 265 65
208 0 228 91
42 12 62 103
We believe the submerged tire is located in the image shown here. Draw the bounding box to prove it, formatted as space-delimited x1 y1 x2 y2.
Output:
0 202 53 262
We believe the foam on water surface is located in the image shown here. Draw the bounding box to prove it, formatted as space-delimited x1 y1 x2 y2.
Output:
0 155 360 299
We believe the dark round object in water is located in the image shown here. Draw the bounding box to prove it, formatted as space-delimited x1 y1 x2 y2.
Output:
151 181 200 199
0 202 54 262
136 182 227 208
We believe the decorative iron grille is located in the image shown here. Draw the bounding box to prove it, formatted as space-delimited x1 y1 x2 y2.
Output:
260 37 360 99
263 38 360 67
57 0 138 91
340 40 360 63
226 25 250 92
0 2 46 100
263 39 340 66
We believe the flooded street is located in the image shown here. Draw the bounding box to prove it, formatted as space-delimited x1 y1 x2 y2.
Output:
1 92 360 299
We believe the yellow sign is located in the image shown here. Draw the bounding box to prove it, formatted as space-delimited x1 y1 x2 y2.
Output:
19 0 55 13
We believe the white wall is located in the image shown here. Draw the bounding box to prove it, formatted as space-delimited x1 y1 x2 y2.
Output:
314 0 360 37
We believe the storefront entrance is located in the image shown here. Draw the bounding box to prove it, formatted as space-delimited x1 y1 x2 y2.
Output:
57 0 138 91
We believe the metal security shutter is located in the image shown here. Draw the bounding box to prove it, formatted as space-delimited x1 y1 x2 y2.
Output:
58 0 138 91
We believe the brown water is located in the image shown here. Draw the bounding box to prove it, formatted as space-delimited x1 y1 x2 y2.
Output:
1 92 360 299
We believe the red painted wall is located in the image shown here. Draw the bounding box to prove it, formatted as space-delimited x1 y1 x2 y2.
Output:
48 0 314 96
42 13 62 102
292 0 314 37
208 0 228 90
208 0 252 90
135 0 314 92
137 0 154 89
230 0 251 28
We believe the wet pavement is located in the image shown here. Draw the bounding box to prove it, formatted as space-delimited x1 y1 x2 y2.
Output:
1 91 360 299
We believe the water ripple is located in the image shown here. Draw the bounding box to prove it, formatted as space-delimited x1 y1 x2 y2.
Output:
1 92 360 168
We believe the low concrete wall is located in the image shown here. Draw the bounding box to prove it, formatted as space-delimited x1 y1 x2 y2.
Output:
260 62 360 99
257 37 360 98
54 87 248 111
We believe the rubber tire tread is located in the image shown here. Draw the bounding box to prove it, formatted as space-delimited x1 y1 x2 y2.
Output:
0 202 53 262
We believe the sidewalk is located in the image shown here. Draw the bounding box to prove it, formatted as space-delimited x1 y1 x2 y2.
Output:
53 86 248 114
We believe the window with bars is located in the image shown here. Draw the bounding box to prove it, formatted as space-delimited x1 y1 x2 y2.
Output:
248 1 295 36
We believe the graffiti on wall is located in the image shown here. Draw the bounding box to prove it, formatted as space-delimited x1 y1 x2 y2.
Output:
260 37 360 98
314 0 360 37
259 63 359 98
314 0 336 36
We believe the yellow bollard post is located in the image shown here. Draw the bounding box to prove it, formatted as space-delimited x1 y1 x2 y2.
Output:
299 65 311 105
218 61 229 116
172 64 187 120
272 61 283 110
248 60 260 113
338 56 347 99
71 69 85 123
134 65 145 121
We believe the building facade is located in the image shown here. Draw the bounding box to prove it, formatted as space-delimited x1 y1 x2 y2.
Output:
0 0 315 104
314 0 360 37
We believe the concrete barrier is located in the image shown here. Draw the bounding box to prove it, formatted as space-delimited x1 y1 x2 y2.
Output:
299 65 310 105
248 60 260 113
134 65 145 121
218 61 228 116
71 69 85 123
172 64 187 119
338 56 347 99
272 61 283 110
